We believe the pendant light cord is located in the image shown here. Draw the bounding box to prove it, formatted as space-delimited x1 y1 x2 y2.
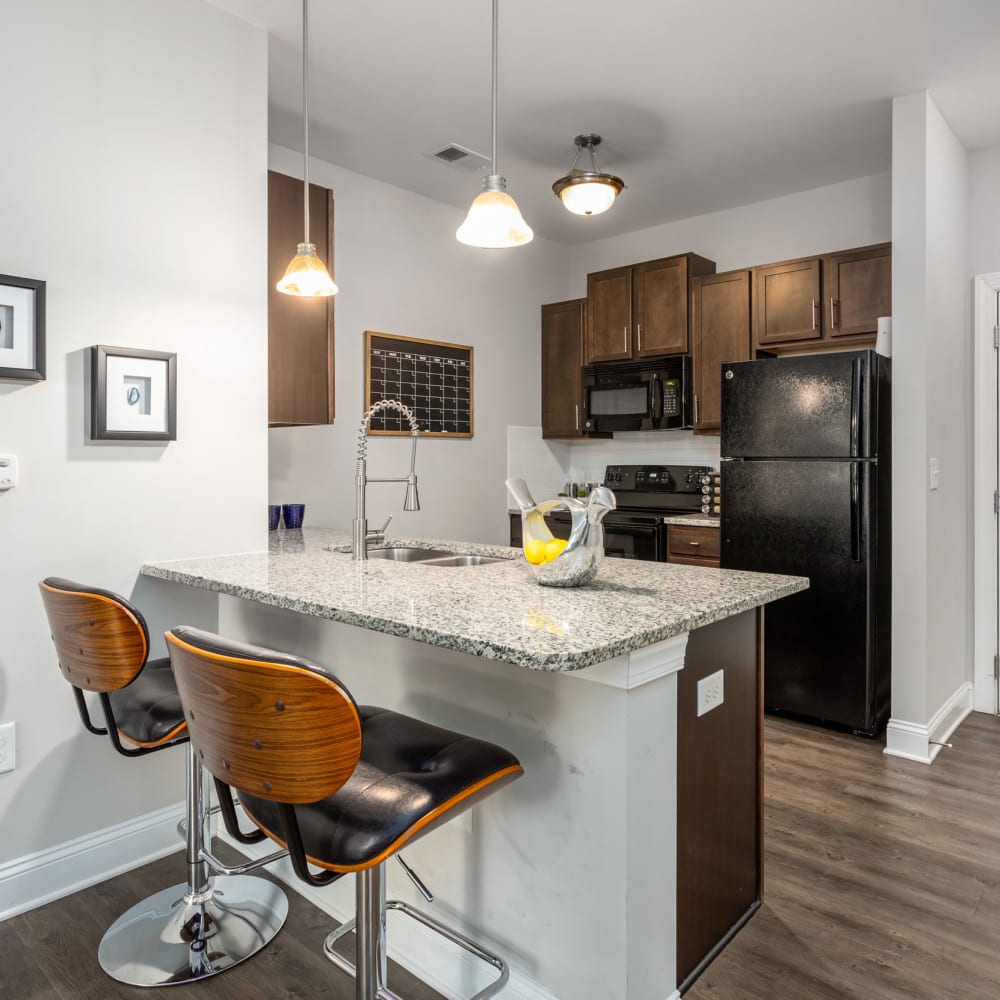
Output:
302 0 310 245
490 0 498 176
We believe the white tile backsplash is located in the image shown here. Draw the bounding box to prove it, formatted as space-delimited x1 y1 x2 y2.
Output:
507 427 720 502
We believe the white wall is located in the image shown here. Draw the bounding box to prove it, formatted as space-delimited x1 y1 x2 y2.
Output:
969 145 1000 275
562 172 891 294
267 146 572 546
0 0 268 864
888 91 971 757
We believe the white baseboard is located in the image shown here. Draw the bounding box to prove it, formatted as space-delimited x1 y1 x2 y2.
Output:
884 682 974 764
0 802 185 923
219 829 562 1000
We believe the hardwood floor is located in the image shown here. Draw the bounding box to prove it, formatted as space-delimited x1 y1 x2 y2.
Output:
689 712 1000 1000
5 714 1000 999
1 851 444 1000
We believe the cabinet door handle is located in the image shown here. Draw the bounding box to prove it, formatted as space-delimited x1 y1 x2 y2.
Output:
812 299 818 331
637 323 643 352
623 325 629 352
830 297 836 328
689 541 701 547
575 404 579 431
693 394 699 425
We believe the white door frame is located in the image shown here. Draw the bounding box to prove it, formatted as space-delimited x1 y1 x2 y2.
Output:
973 272 1000 714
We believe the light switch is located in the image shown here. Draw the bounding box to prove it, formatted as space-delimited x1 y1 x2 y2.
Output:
929 457 940 491
0 455 17 491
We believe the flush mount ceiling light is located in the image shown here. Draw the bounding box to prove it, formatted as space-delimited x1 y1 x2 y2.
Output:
277 0 338 297
552 134 625 217
456 0 533 249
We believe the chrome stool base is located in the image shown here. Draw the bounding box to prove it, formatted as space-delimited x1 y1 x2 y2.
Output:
324 865 509 1000
98 875 288 987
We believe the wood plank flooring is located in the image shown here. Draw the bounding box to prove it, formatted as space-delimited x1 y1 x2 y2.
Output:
689 713 1000 1000
5 714 1000 999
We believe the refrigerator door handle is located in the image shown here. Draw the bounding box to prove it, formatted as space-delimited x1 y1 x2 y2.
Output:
850 462 862 562
850 357 863 458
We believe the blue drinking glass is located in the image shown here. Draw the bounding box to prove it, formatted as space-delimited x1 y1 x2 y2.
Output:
282 503 305 530
268 505 281 531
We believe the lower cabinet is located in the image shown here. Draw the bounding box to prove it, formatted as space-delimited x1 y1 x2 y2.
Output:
666 524 720 567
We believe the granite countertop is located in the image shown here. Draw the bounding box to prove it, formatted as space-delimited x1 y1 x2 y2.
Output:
662 514 721 528
142 527 807 672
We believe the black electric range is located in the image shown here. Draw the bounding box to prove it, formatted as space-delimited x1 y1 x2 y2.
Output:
549 464 713 562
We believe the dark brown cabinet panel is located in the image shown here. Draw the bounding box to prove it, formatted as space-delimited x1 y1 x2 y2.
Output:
753 258 821 348
824 244 891 339
692 270 751 433
541 299 585 439
267 170 335 428
666 523 720 567
585 267 632 363
586 254 715 364
635 256 689 356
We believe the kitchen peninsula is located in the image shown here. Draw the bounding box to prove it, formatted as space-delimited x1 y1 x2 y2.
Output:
142 527 807 1000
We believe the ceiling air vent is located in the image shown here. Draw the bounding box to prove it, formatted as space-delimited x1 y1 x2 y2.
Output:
426 143 490 173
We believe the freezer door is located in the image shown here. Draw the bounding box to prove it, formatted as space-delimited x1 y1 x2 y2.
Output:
721 459 877 733
721 350 875 459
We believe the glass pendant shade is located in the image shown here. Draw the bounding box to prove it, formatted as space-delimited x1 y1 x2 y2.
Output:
276 243 339 296
456 179 533 248
555 174 622 216
552 134 625 216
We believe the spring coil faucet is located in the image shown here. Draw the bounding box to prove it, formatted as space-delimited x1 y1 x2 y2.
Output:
353 400 420 560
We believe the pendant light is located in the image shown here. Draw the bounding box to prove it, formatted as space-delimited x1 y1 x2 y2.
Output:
552 134 625 217
456 0 533 249
277 0 338 297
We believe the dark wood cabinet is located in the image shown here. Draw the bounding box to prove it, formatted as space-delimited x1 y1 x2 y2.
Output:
753 258 821 348
267 169 335 427
586 253 715 364
666 523 720 567
752 242 891 355
692 270 751 433
541 299 585 438
823 243 891 339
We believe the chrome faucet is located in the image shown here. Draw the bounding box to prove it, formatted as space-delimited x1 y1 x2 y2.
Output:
353 399 421 560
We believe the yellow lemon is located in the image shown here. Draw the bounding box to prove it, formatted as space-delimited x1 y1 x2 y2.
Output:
523 539 548 565
545 538 567 562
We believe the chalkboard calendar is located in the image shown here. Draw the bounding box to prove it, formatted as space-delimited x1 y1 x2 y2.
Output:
364 330 474 437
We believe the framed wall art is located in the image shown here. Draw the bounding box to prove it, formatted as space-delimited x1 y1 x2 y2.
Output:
91 345 177 441
0 273 46 381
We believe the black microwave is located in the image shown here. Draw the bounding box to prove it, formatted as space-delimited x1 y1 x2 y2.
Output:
581 357 692 434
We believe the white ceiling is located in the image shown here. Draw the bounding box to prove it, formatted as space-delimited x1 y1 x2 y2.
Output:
208 0 1000 245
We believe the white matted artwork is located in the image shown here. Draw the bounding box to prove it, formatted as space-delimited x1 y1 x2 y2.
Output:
0 275 46 381
91 345 177 441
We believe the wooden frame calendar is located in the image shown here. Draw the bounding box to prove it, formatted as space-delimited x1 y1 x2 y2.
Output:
364 331 474 437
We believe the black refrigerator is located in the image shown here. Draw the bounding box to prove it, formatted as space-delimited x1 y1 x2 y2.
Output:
720 350 890 736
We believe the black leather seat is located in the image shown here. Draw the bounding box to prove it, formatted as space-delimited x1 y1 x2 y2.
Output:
239 705 522 872
166 625 523 1000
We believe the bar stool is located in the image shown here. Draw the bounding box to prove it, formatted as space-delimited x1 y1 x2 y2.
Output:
166 626 524 1000
38 578 288 987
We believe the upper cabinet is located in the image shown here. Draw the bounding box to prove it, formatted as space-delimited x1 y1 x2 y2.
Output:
692 269 752 433
752 242 890 355
541 299 586 439
267 169 335 428
586 253 716 364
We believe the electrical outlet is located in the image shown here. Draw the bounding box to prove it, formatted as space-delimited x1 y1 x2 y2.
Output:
929 457 940 491
0 722 16 774
696 671 724 717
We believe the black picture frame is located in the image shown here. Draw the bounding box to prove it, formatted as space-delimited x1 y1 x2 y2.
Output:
91 345 177 441
0 273 46 382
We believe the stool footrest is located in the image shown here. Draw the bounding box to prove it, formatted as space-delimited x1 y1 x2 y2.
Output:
324 899 509 1000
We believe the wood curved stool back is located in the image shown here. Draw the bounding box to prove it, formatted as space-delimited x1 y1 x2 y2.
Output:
166 627 362 805
39 578 149 693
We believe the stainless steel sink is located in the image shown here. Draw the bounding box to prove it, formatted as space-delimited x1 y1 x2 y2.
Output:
365 547 454 561
419 554 504 567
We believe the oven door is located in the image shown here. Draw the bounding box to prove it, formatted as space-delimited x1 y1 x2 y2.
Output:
549 511 663 562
